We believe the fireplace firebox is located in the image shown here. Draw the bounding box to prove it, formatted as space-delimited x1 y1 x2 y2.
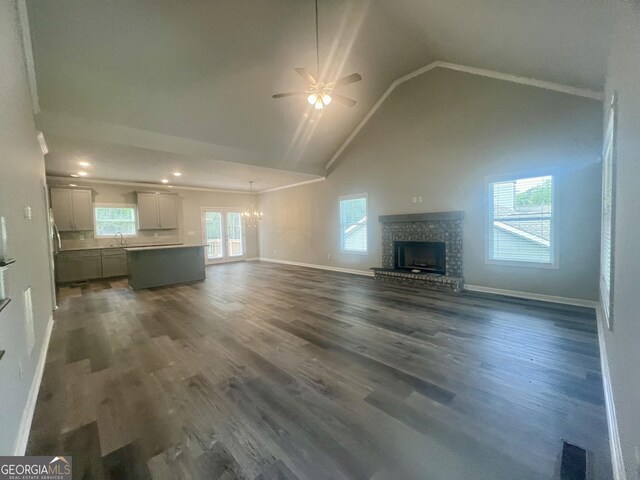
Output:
394 241 446 275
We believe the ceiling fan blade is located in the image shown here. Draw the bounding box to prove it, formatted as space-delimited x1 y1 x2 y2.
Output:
332 93 357 107
295 67 317 85
272 91 307 99
334 72 362 87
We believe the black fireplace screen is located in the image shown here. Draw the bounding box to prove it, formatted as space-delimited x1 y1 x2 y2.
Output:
394 241 446 274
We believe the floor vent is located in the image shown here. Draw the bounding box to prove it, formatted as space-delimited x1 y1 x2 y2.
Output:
560 441 587 480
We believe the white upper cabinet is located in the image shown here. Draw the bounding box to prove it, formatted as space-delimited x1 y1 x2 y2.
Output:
137 192 178 230
50 188 94 232
158 194 178 229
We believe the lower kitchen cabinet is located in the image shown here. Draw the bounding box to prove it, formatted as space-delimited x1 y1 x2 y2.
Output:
101 249 128 277
56 248 128 283
56 255 82 283
56 250 102 283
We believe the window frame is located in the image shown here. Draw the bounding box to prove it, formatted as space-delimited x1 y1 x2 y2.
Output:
485 170 558 269
94 203 139 238
601 95 616 330
339 192 369 255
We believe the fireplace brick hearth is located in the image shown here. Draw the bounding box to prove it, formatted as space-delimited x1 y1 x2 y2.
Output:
371 211 464 292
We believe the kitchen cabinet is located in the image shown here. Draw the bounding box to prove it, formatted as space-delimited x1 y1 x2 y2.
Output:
101 248 128 277
137 193 178 230
56 250 102 282
50 188 94 232
158 194 178 229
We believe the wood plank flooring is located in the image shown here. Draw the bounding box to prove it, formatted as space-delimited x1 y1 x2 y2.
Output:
27 261 611 479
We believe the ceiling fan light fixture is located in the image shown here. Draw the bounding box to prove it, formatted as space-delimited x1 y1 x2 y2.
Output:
321 93 332 105
307 93 318 105
314 98 324 110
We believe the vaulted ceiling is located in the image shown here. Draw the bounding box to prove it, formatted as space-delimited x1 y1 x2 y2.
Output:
26 0 612 190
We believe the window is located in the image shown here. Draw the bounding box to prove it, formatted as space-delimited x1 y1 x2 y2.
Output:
339 194 368 253
94 204 138 237
486 174 556 267
601 97 616 328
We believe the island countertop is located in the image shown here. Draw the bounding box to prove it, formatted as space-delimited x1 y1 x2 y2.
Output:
124 244 206 252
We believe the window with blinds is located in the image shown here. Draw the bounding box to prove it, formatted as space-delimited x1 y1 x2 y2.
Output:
339 194 368 253
487 175 555 266
601 100 615 327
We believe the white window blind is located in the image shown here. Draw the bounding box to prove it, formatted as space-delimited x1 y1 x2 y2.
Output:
339 194 368 253
487 175 555 266
94 204 138 237
601 100 615 326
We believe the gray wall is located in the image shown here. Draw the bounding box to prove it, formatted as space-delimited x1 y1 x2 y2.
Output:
601 1 640 477
0 1 55 454
45 179 259 259
259 68 603 300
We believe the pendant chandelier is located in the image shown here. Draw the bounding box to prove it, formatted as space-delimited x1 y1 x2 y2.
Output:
241 181 263 224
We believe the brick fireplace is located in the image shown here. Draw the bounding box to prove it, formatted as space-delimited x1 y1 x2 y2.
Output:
371 211 464 292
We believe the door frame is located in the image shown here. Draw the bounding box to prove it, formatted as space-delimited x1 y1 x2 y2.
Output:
200 206 247 265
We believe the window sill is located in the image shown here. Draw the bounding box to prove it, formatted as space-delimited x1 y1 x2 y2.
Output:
485 258 559 270
340 250 369 256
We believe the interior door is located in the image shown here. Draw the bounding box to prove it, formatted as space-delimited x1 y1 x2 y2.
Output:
202 208 246 264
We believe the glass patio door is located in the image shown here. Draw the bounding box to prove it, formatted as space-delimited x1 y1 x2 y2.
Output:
202 208 245 264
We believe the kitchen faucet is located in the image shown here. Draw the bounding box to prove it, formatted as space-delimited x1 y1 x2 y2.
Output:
114 232 126 246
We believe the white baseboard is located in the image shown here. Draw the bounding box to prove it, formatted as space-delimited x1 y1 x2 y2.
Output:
13 314 54 455
244 257 259 262
595 303 626 480
258 257 374 277
464 284 598 308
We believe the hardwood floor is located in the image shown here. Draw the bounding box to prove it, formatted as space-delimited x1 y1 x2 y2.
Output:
27 261 611 479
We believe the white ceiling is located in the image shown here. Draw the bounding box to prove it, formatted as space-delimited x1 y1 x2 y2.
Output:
26 0 612 187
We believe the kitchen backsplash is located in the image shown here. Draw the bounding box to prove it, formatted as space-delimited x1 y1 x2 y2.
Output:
60 229 181 250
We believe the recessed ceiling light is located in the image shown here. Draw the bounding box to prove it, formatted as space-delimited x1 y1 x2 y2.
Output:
167 185 174 189
173 172 182 177
78 171 88 177
161 179 169 184
78 161 90 167
70 174 79 178
69 184 77 187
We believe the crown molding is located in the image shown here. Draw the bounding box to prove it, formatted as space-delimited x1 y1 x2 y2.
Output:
325 61 604 170
258 177 325 194
16 0 40 115
46 176 252 195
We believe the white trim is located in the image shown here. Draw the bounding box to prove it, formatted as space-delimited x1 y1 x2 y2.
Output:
258 257 374 277
339 193 369 254
464 284 597 308
16 0 40 115
258 177 325 194
200 207 247 264
325 61 604 170
438 62 603 101
37 132 48 156
485 171 558 269
13 315 54 455
46 176 253 195
596 303 626 480
94 203 139 238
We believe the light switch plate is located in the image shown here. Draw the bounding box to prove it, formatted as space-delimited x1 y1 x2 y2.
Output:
187 231 196 236
24 206 32 220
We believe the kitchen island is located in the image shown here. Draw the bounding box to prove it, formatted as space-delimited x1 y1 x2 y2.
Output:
125 244 206 290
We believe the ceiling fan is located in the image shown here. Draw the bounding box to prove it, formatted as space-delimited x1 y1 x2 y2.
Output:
272 0 362 110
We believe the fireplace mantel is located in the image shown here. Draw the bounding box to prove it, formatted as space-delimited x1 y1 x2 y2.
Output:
379 211 464 223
